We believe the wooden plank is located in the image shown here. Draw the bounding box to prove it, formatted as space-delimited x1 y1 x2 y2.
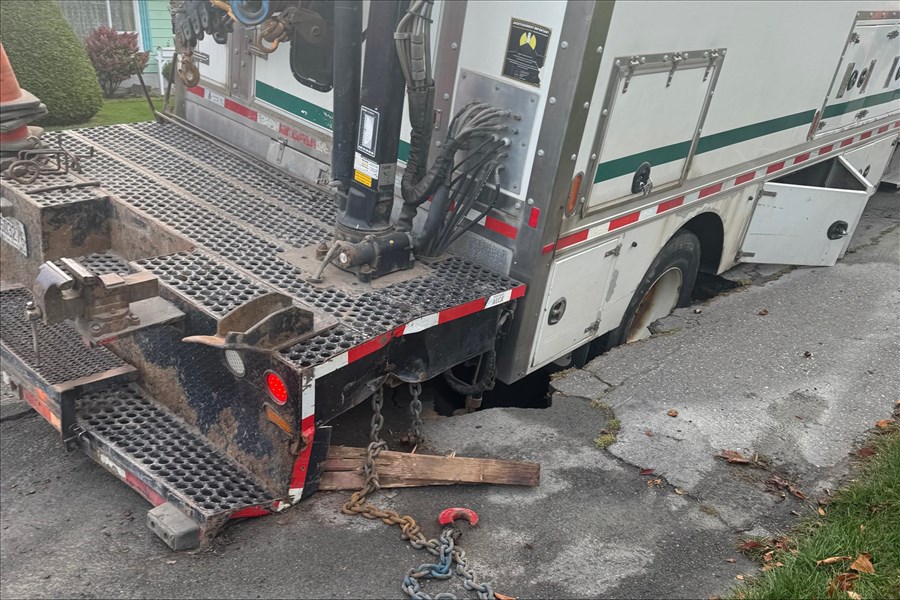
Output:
319 445 540 491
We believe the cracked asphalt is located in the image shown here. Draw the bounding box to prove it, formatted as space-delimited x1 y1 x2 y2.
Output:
1 190 898 599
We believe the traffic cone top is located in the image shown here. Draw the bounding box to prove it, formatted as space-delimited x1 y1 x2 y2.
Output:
0 43 24 105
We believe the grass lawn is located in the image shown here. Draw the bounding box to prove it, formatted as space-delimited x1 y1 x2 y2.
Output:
44 96 162 131
734 425 899 599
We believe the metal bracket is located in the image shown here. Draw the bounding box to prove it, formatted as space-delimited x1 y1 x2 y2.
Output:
666 52 685 87
604 244 621 257
703 49 720 82
621 56 643 94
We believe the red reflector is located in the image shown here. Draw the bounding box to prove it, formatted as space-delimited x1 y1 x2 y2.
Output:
266 372 288 404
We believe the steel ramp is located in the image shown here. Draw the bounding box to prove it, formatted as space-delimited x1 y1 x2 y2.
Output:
76 382 277 548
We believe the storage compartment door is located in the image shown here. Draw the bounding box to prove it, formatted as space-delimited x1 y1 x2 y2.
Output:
532 238 619 366
818 19 900 135
841 134 898 185
739 156 874 267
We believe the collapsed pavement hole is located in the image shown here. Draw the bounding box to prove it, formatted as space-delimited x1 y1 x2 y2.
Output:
690 271 741 302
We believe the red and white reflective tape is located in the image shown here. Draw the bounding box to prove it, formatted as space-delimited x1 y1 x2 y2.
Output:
545 119 900 255
277 284 525 510
312 284 526 379
188 85 328 155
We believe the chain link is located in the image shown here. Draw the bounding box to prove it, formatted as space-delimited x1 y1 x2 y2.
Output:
341 384 495 600
409 382 425 445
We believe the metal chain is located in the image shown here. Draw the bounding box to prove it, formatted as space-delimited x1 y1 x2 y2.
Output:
409 382 425 445
341 385 495 600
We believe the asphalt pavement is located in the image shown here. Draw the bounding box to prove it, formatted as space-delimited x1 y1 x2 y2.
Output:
1 190 897 599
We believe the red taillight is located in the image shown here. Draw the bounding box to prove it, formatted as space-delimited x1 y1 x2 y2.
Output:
266 372 288 404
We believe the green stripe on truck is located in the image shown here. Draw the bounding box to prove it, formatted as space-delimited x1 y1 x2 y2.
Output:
595 88 898 184
255 80 410 162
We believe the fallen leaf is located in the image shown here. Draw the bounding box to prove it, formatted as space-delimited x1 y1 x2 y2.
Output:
647 478 663 487
724 558 736 563
761 561 784 572
860 524 865 532
166 560 176 565
494 593 516 600
738 540 761 552
858 447 876 457
849 553 874 574
790 486 807 500
757 309 769 316
816 556 852 566
827 572 858 596
804 351 813 358
763 551 773 562
818 507 827 516
674 487 685 496
639 468 655 476
735 574 744 580
721 450 751 464
875 419 894 429
644 429 654 437
668 409 679 417
847 591 861 600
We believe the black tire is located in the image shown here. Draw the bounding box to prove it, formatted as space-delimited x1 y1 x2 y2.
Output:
605 229 701 348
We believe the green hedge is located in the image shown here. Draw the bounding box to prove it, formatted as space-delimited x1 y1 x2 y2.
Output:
0 0 103 126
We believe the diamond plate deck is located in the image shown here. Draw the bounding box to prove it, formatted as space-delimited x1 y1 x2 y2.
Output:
77 382 275 520
28 123 520 369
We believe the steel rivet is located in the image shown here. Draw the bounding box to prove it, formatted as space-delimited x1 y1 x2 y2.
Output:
461 72 467 79
549 97 556 104
537 149 545 157
451 42 459 50
527 197 535 205
590 153 597 160
561 41 569 49
512 184 519 190
583 102 590 109
521 141 527 147
495 85 500 91
514 201 522 210
597 46 603 54
615 59 621 66
601 109 608 116
530 97 536 103
443 93 450 100
570 154 577 161
436 141 442 147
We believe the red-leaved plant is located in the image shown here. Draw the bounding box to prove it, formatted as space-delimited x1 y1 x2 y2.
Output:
84 25 149 97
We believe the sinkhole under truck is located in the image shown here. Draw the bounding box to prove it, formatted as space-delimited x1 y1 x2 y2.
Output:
1 0 898 550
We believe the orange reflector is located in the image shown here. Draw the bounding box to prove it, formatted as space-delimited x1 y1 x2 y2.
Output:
264 404 293 436
566 172 583 216
266 371 288 404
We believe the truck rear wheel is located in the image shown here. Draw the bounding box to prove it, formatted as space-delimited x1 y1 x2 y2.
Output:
606 230 701 347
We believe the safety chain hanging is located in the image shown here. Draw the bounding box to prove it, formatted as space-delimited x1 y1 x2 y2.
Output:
341 385 495 600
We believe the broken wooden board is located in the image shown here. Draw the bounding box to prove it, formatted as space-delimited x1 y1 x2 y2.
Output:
318 445 540 491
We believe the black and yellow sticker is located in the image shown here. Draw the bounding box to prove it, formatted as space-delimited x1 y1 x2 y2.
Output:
502 18 551 88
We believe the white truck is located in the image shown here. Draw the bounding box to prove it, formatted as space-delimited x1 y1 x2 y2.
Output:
1 0 897 549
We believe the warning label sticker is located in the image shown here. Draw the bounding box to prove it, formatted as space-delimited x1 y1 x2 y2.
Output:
502 18 551 88
354 152 380 179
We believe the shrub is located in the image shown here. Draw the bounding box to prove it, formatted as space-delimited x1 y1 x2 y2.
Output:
0 0 103 126
85 26 149 97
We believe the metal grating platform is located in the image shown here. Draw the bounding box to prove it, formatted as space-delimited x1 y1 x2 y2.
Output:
1 172 105 206
137 251 271 317
0 287 127 385
53 252 131 276
40 123 522 369
78 382 275 517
